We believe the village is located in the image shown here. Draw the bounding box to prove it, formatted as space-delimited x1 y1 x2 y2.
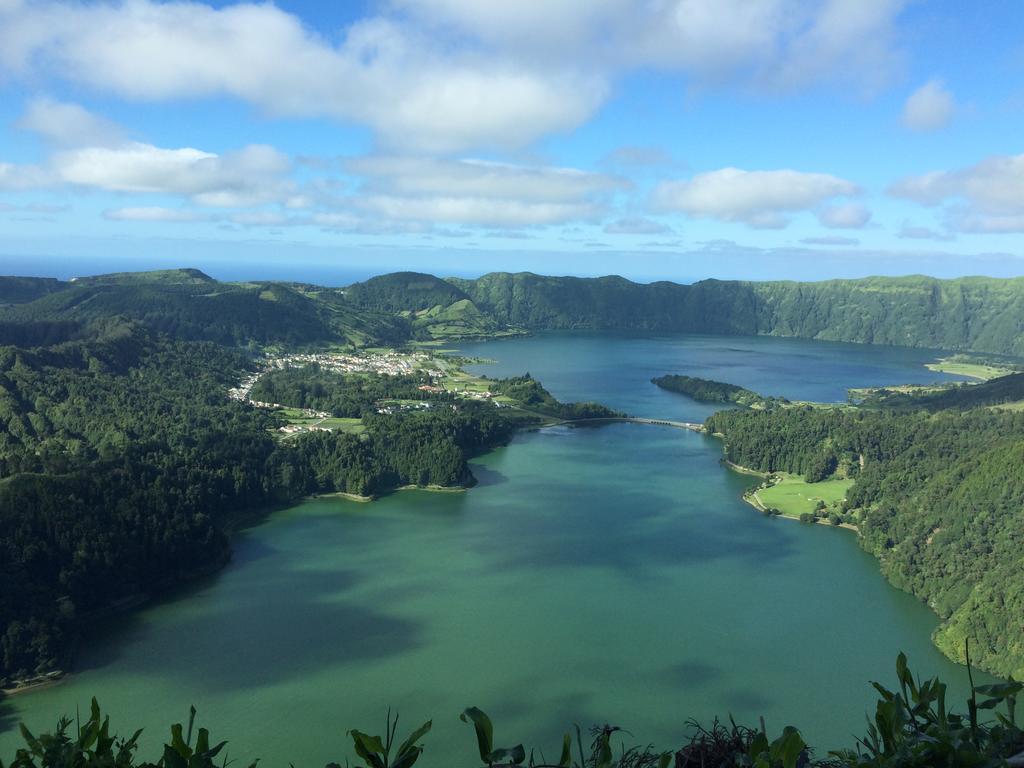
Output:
227 348 502 436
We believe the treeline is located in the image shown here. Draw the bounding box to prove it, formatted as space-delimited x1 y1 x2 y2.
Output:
447 272 1024 356
0 323 285 678
488 374 625 420
0 270 409 349
857 372 1024 411
13 267 1024 355
652 374 785 408
0 324 535 681
269 404 527 498
706 403 1024 679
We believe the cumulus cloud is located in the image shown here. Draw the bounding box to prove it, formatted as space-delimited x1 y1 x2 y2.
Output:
18 97 124 146
652 167 859 228
897 223 953 241
801 236 859 245
603 217 672 234
901 79 955 131
345 156 623 227
54 142 293 207
399 0 909 92
104 206 211 222
817 202 872 228
0 1 603 153
348 156 622 201
890 153 1024 232
0 0 909 153
355 196 600 227
0 161 52 190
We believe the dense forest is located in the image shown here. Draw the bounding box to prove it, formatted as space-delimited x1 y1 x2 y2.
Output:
854 372 1024 411
706 390 1024 679
249 366 447 416
4 267 1024 683
487 374 624 420
0 272 409 349
8 269 1024 354
0 300 615 681
652 374 784 408
445 272 1024 356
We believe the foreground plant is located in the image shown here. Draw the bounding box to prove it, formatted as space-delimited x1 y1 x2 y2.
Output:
3 650 1022 768
1 699 253 768
340 710 432 768
830 646 1023 767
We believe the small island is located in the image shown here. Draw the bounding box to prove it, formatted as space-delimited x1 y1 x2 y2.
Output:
651 374 785 408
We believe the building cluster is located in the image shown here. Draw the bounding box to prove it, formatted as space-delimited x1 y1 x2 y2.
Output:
265 350 439 378
226 348 506 434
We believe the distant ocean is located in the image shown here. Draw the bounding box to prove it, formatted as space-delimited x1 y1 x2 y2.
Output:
0 255 408 287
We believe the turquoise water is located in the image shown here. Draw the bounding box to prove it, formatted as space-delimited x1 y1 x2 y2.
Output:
1 334 985 766
457 331 971 420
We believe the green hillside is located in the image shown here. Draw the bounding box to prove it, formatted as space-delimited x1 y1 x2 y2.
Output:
706 401 1024 679
446 272 1024 356
858 372 1024 411
10 268 1024 354
0 274 409 348
0 276 68 306
342 271 472 312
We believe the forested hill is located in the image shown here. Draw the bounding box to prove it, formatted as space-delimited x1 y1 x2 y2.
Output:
446 272 1024 356
0 269 410 348
705 387 1024 679
6 268 1024 355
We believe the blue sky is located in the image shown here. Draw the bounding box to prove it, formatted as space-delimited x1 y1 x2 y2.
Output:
1 0 1023 282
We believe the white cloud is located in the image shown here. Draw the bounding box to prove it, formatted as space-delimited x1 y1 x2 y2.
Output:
348 156 623 201
54 142 292 207
0 161 52 190
398 0 908 91
345 156 623 227
0 2 603 153
817 202 872 228
897 222 953 241
890 154 1024 232
0 0 909 153
801 236 859 245
653 167 859 228
356 196 600 227
901 79 955 131
104 206 210 222
18 97 124 146
603 217 672 235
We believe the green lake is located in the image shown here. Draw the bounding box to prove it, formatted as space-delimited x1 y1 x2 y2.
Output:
0 333 992 766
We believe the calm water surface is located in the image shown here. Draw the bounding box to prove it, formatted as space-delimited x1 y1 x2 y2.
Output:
1 334 986 766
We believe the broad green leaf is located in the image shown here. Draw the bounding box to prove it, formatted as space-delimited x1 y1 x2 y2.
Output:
390 745 423 768
486 745 526 766
460 708 494 762
348 730 387 768
974 682 1023 698
558 734 572 768
396 720 432 760
171 723 190 757
769 727 805 768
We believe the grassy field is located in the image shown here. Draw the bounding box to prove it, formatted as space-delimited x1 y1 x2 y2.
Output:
272 409 368 437
926 357 1015 381
992 400 1024 412
319 417 366 434
752 473 854 518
